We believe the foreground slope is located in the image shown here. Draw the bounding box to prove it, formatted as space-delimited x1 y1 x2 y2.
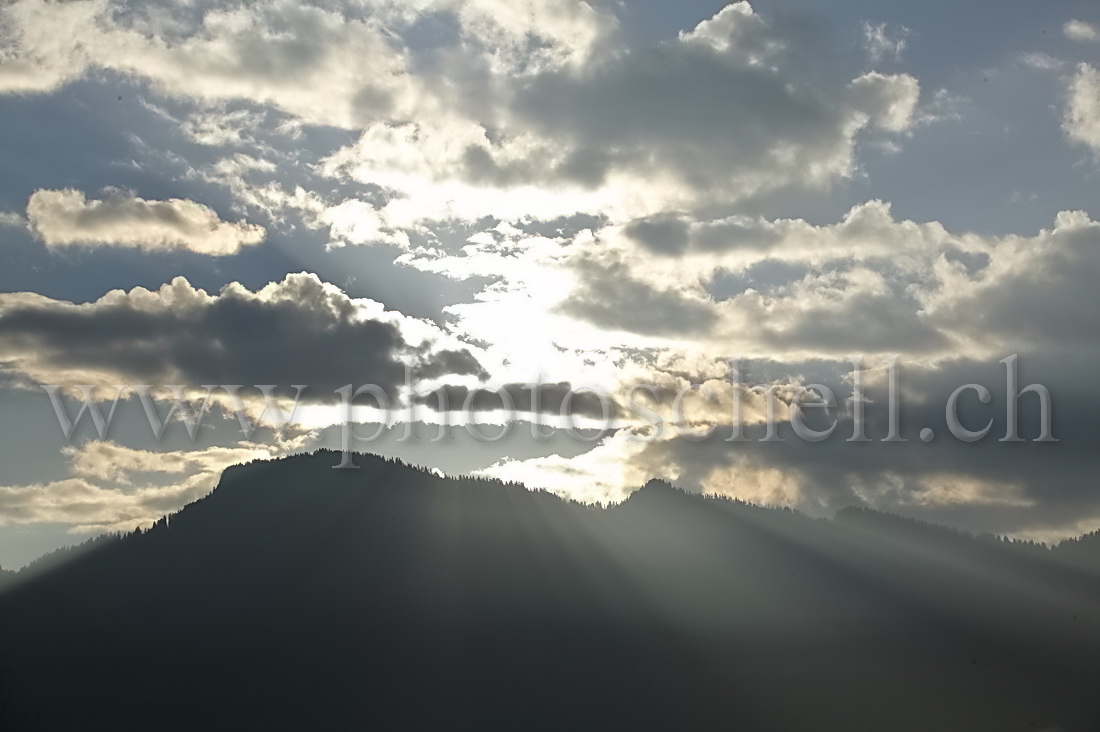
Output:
1 451 1098 731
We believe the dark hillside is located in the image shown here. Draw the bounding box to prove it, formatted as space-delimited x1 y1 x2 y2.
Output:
2 451 1098 731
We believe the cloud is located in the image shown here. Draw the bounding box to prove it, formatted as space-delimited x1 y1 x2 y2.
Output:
321 199 411 249
26 189 265 255
534 202 1100 361
1 0 930 236
482 350 1100 542
557 255 720 338
465 197 1100 537
1018 52 1063 71
0 0 614 124
0 272 487 402
0 0 414 126
427 0 615 71
0 0 101 94
180 108 270 148
0 440 280 532
1063 20 1099 43
348 199 1093 398
846 71 921 132
523 201 947 358
313 2 925 233
735 268 948 356
923 210 1100 350
509 9 921 208
862 22 909 64
1064 64 1100 155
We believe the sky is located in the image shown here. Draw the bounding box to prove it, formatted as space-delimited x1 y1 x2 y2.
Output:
1 0 1099 568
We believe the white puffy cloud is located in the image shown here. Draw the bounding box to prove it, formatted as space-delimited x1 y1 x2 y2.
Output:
0 0 614 125
420 0 614 71
847 72 921 132
1063 20 1098 42
0 0 416 127
0 0 101 93
26 189 265 255
677 1 774 56
1064 63 1100 155
321 199 412 249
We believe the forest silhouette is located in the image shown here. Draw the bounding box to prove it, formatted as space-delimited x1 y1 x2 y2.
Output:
2 450 1099 730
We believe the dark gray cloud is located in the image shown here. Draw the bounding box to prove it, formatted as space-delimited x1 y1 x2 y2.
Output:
0 273 486 401
757 287 948 355
622 215 691 256
927 211 1100 349
626 353 1100 538
511 6 918 199
557 257 718 337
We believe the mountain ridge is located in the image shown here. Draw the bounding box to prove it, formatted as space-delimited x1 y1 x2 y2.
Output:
6 450 1096 580
2 450 1099 730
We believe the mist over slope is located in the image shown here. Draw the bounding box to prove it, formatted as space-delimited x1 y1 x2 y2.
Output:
2 451 1098 731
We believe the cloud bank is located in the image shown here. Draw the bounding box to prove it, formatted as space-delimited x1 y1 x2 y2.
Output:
0 273 486 399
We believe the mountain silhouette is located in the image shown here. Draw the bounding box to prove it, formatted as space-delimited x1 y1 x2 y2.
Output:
1 451 1098 731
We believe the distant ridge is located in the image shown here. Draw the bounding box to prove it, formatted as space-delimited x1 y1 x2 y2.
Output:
2 450 1099 731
